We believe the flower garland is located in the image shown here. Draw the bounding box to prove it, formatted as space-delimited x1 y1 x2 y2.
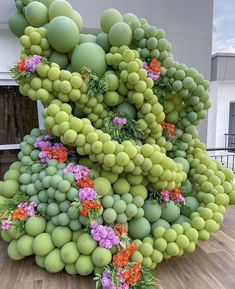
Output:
34 135 68 163
103 113 144 143
95 242 158 289
143 57 161 81
160 188 185 204
161 121 175 139
0 194 37 232
10 55 42 81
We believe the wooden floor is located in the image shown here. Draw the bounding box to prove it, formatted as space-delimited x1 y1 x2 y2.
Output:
0 206 235 289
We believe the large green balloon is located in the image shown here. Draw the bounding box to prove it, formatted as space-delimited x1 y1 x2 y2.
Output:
47 16 79 53
100 8 123 33
49 51 69 69
71 42 107 76
71 10 83 31
161 201 181 222
79 34 96 44
25 2 48 27
48 0 73 20
8 9 29 38
128 217 151 239
174 157 190 174
108 22 132 47
96 32 111 52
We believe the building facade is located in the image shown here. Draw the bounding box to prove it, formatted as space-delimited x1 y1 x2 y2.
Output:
208 53 235 148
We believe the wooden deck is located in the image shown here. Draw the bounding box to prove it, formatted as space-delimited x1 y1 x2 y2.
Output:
0 206 235 289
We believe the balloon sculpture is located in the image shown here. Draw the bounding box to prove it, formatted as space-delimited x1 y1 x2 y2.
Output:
1 0 234 288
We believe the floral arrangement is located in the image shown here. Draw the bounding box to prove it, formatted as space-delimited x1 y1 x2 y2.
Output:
81 66 109 96
34 135 68 163
0 193 37 232
10 55 43 81
103 114 144 143
95 243 158 289
143 57 161 81
160 188 185 204
148 185 185 207
161 121 175 139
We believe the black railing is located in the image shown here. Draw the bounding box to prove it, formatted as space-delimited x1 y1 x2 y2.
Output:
225 133 235 148
207 147 235 172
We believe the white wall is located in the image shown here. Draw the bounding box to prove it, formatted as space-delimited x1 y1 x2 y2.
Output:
207 81 235 148
0 25 21 85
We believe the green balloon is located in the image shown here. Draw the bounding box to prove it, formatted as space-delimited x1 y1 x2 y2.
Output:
49 51 69 69
100 8 123 33
47 16 79 53
79 34 96 44
108 22 132 47
8 9 29 38
96 32 111 52
71 42 107 76
71 10 83 31
25 2 48 27
48 0 73 20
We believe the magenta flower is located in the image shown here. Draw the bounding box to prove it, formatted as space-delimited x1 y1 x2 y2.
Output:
34 135 51 149
90 221 120 248
63 163 90 180
1 219 11 230
26 202 37 216
112 117 128 128
161 189 170 202
78 187 97 201
25 55 41 72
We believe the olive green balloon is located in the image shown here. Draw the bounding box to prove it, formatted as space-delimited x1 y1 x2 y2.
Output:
25 2 49 27
47 16 79 53
8 9 29 38
49 51 69 69
71 42 107 76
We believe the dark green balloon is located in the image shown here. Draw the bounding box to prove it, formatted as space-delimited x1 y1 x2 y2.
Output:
8 9 29 38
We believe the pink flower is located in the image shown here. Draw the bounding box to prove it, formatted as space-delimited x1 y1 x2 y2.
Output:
1 219 11 230
161 189 170 202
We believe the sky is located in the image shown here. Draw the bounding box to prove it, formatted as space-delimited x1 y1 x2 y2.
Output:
213 0 235 53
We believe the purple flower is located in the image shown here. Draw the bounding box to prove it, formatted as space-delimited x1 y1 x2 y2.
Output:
26 202 37 217
39 150 50 163
112 117 128 128
1 219 11 230
25 55 41 72
18 202 28 209
161 189 170 202
79 187 97 201
63 163 90 180
147 71 160 81
101 270 113 289
34 136 51 149
143 61 148 70
90 221 120 248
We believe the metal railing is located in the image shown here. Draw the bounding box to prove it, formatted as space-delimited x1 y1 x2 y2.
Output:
225 133 235 149
207 147 235 172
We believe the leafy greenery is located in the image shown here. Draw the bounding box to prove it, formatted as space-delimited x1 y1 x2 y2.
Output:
81 66 109 96
153 76 172 108
102 113 144 143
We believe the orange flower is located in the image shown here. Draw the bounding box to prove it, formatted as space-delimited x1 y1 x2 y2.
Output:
80 207 89 216
76 176 94 188
18 58 26 73
12 208 27 220
115 224 127 236
122 262 142 285
171 188 181 199
149 57 160 73
113 243 137 267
